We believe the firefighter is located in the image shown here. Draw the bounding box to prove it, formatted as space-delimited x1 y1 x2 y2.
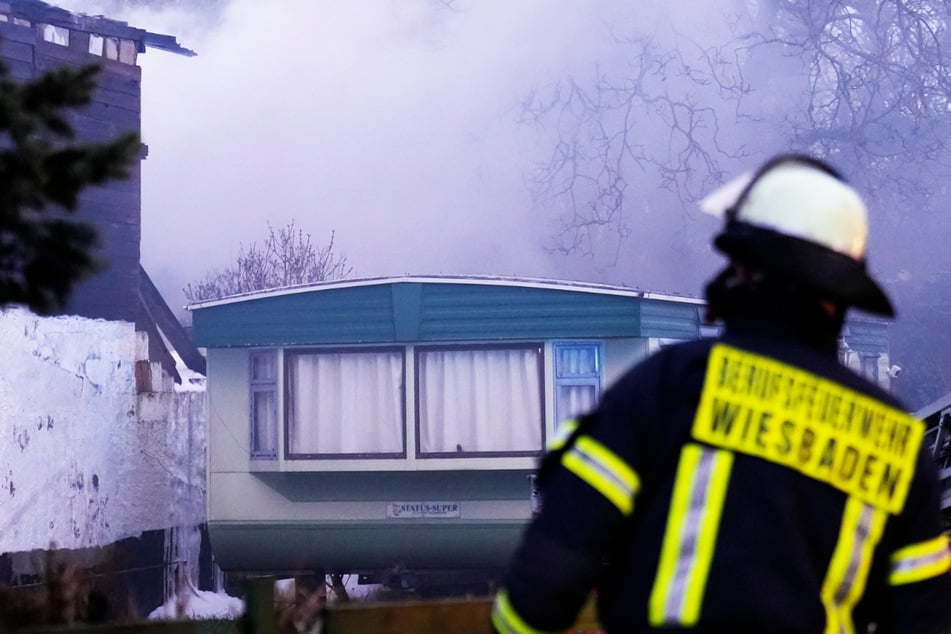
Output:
491 155 951 634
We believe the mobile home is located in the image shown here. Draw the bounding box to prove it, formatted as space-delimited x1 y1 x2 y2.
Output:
189 275 891 578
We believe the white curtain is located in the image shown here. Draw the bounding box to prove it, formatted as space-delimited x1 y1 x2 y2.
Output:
554 343 600 421
556 384 598 422
287 351 403 455
418 348 543 454
556 345 598 376
251 351 277 382
251 390 277 456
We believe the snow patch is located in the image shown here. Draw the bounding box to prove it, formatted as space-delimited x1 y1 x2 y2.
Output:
148 590 244 621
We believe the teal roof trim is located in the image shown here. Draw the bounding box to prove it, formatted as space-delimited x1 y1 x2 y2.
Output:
640 299 701 339
392 283 422 341
191 280 699 347
417 283 639 340
842 318 889 354
192 284 396 347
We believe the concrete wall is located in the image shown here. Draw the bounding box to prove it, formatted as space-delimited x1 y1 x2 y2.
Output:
0 307 206 563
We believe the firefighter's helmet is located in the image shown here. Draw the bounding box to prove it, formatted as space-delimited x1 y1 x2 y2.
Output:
701 154 894 316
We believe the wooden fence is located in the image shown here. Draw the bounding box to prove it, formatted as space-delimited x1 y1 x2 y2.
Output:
9 580 602 634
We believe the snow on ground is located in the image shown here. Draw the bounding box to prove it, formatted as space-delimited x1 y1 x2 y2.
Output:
147 577 380 621
148 590 244 621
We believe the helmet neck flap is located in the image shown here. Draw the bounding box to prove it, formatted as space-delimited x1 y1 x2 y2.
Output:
704 263 846 354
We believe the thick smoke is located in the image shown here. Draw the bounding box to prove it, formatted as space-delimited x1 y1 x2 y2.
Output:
49 1 951 410
58 0 672 311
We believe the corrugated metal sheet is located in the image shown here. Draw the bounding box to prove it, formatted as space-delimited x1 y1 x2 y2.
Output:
193 280 647 347
417 283 639 340
192 279 896 352
639 299 700 339
193 284 396 347
843 318 889 353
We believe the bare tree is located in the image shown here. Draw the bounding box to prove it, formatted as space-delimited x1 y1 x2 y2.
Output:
737 0 951 409
521 1 951 406
522 1 951 265
183 220 352 302
745 0 951 222
520 28 755 266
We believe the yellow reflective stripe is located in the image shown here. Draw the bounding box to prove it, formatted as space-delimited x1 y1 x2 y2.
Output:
491 590 559 634
682 447 733 623
821 497 888 634
889 534 951 586
892 534 950 562
650 445 701 625
547 418 579 451
649 444 734 627
561 435 640 515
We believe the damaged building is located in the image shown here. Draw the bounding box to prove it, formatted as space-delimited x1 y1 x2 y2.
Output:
0 0 211 619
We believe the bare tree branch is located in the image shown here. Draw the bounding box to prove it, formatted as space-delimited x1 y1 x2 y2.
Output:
183 220 353 302
523 0 951 261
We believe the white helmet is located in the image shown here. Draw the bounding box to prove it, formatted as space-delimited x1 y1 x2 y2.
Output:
703 155 894 316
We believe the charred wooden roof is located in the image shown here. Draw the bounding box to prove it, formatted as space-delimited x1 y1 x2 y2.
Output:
3 0 195 55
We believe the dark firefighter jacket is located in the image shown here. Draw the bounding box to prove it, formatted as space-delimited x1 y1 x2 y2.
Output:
492 318 951 634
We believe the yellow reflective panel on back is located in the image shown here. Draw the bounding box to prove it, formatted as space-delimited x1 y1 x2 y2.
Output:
691 345 924 513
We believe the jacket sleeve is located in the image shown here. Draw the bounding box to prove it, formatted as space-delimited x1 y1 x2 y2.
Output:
874 448 951 634
492 359 661 633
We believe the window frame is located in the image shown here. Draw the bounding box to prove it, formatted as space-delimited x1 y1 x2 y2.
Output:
860 353 880 382
283 346 407 460
41 24 69 46
553 340 603 424
103 36 119 60
249 349 278 460
88 33 104 56
413 342 546 459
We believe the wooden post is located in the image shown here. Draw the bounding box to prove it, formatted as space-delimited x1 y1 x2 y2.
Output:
242 578 274 634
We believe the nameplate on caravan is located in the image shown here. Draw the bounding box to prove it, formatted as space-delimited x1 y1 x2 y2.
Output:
692 344 924 514
387 502 461 519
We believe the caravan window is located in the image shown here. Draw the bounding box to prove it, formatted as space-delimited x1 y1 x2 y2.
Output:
285 348 405 458
416 344 544 457
553 341 602 424
249 350 278 458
